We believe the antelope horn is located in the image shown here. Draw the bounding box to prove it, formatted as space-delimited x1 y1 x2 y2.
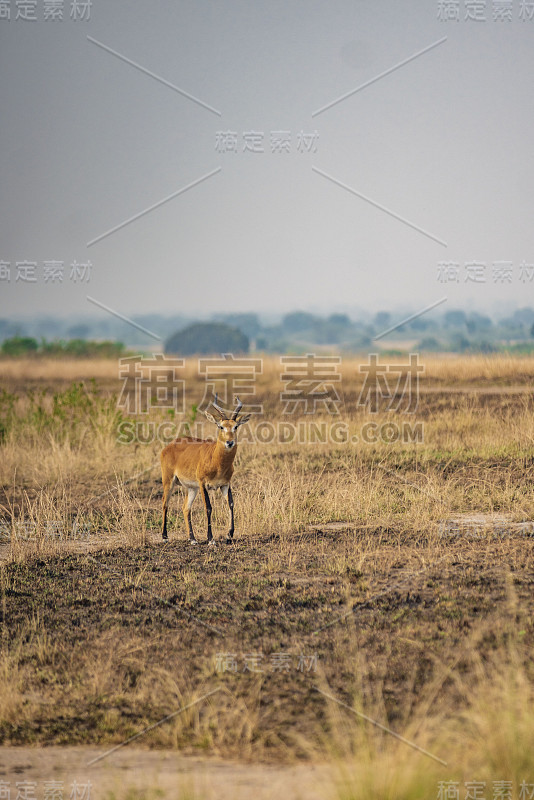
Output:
231 396 243 420
211 393 227 418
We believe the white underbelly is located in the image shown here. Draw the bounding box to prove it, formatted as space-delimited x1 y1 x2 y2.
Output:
206 478 229 489
175 475 198 490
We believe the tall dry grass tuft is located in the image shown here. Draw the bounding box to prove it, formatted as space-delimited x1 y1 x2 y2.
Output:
313 632 446 800
0 602 57 728
0 563 25 724
0 644 25 725
325 577 534 799
448 575 534 785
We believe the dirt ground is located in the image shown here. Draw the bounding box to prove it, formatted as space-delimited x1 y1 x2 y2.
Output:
0 745 332 799
2 524 534 761
2 356 534 791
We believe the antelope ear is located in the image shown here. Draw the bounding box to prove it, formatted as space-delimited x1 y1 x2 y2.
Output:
204 410 218 425
236 414 251 427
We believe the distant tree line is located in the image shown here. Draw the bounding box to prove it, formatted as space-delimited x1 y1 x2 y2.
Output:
165 323 249 355
0 337 126 358
3 306 534 356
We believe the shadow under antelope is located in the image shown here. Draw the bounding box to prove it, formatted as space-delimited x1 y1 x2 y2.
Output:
160 396 250 545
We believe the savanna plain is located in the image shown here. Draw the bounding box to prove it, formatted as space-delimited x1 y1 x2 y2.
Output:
1 354 534 800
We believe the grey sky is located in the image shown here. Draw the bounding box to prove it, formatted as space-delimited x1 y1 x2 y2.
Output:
1 0 533 321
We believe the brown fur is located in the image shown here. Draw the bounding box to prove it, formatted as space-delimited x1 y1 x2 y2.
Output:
160 408 250 544
161 436 236 488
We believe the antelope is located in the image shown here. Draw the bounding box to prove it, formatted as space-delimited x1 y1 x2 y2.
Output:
160 396 250 545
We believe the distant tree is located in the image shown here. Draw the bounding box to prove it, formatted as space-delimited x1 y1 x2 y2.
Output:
64 339 125 358
165 323 249 355
214 313 261 338
327 313 351 327
449 333 470 352
34 319 63 338
0 319 17 340
409 317 429 332
309 320 342 344
471 340 497 353
444 310 467 328
373 311 390 329
67 324 90 339
1 336 39 356
500 316 520 331
466 312 493 335
281 311 317 333
505 342 534 355
156 316 191 340
530 322 534 338
266 338 290 353
513 307 534 326
40 339 126 358
418 337 441 351
347 333 372 349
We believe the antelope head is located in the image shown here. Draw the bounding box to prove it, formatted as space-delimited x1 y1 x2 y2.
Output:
204 395 251 450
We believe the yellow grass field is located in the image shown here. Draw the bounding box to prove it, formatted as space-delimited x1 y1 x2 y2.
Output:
1 353 534 799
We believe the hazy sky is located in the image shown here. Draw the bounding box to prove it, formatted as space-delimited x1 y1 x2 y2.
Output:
1 0 533 323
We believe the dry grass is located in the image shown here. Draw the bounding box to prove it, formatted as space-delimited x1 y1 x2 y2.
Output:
328 576 534 799
3 352 534 385
1 354 534 793
0 356 120 384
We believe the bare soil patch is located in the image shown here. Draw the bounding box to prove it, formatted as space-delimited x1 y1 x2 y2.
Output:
0 745 331 799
